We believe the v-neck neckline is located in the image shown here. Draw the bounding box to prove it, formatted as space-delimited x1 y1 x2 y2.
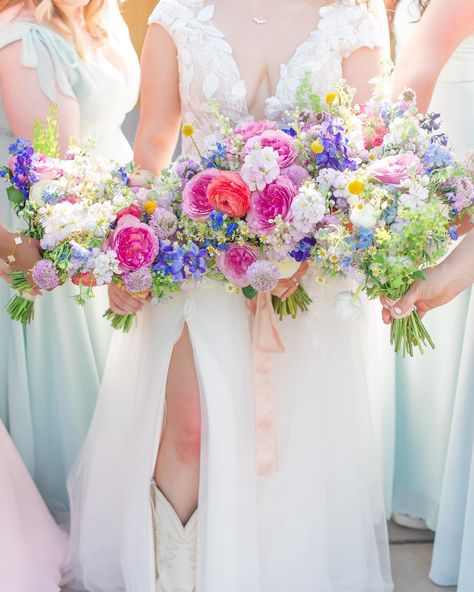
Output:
200 1 327 120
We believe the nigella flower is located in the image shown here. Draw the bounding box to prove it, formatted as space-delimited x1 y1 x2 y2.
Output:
114 166 129 184
123 268 153 293
449 225 459 241
246 260 280 292
226 221 238 237
32 260 60 290
174 158 200 184
149 207 178 239
0 169 6 178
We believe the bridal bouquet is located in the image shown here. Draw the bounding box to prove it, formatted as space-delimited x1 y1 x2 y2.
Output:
309 88 474 355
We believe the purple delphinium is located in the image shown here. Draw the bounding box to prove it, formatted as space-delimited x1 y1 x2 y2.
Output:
8 139 37 198
123 268 153 293
246 260 280 292
32 260 60 290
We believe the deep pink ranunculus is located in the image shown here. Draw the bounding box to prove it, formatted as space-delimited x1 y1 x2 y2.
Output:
245 130 298 168
369 154 421 186
235 120 278 142
182 168 219 220
116 204 142 222
216 243 259 287
207 171 251 218
110 214 159 271
247 176 297 234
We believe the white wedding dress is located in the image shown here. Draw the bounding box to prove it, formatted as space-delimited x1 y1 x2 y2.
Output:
68 2 393 591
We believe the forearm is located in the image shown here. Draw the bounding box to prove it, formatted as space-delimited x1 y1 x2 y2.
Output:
392 55 438 112
0 222 14 261
441 231 474 293
134 129 178 176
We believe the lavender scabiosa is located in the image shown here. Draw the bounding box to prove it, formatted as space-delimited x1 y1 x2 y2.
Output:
149 207 178 239
123 268 153 293
246 260 280 292
32 260 60 290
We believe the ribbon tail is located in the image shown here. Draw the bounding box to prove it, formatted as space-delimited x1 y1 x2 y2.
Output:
251 293 285 476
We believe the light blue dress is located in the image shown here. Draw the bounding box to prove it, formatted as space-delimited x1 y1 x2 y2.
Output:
0 8 139 523
391 0 474 530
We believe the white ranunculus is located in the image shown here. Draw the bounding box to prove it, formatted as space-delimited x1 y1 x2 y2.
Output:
334 291 364 321
350 202 378 229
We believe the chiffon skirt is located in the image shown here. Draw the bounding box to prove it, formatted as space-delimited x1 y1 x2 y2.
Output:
0 421 66 592
430 291 474 591
67 279 392 592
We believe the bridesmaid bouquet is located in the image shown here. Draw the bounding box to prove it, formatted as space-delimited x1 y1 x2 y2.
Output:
309 88 474 355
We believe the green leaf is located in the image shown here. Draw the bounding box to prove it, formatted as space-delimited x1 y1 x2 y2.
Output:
412 270 427 281
7 185 24 206
242 285 258 300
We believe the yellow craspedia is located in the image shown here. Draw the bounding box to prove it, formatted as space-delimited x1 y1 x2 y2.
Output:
144 200 157 215
311 140 324 154
182 123 195 137
348 179 365 195
326 92 338 105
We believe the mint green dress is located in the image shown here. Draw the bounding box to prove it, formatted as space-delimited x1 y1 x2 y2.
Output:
0 9 139 523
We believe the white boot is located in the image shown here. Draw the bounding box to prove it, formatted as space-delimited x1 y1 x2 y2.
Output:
150 481 198 592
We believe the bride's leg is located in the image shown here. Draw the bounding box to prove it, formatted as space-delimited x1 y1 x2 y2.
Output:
154 323 201 523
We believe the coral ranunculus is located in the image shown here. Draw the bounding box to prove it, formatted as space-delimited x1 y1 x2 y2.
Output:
207 171 251 218
216 243 259 287
247 176 297 234
182 168 219 220
111 214 159 271
369 154 421 187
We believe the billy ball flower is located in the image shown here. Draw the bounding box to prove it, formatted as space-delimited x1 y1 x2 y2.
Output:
182 123 195 137
32 260 60 291
348 178 364 195
123 268 153 294
311 140 324 155
326 91 338 105
149 207 178 239
246 260 280 293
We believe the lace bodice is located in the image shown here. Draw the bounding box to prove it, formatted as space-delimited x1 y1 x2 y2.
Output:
149 0 388 155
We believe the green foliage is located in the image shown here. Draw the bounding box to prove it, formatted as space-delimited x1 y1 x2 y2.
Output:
32 104 60 158
295 71 323 113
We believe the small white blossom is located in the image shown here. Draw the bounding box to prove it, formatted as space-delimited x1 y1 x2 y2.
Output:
240 146 280 191
350 201 378 229
91 249 119 285
291 181 326 234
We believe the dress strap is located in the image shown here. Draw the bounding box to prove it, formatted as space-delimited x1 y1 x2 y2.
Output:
0 20 78 102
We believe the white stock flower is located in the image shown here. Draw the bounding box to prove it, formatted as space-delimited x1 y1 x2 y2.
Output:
240 146 280 191
291 181 326 234
91 249 119 285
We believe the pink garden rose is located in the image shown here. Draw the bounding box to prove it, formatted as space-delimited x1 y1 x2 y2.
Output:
32 154 65 180
216 243 259 287
235 120 277 142
247 176 297 234
369 154 421 186
246 130 298 168
182 168 219 220
207 171 251 218
110 214 159 271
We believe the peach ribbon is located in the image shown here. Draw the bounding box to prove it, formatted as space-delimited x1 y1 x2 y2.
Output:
248 292 285 476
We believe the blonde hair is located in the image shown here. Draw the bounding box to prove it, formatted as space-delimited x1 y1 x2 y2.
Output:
0 0 114 53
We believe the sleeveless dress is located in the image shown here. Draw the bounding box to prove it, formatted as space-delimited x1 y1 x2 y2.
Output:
67 2 393 591
0 6 140 523
0 421 67 592
390 0 474 530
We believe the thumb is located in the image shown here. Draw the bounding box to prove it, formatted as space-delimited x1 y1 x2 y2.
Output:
393 283 421 316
